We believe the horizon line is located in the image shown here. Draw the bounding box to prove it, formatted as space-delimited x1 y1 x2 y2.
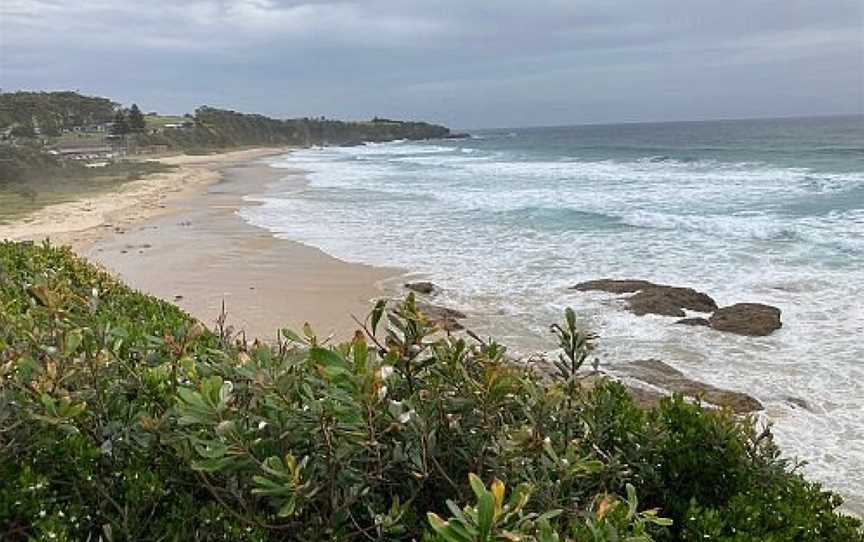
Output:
464 111 864 132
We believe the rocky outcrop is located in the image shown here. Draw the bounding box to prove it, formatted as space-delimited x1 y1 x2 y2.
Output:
619 359 763 413
572 279 717 318
628 286 717 317
783 396 812 411
709 303 782 336
415 302 466 331
572 279 658 294
573 279 782 336
405 281 439 295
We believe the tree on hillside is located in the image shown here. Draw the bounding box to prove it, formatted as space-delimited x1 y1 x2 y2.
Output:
111 110 129 135
128 103 146 133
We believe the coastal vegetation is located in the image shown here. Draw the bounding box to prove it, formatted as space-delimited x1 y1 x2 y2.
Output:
0 92 117 138
0 145 172 224
0 90 454 217
135 106 452 151
0 241 861 541
0 90 453 160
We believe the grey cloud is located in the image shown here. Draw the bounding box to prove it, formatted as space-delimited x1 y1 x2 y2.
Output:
1 0 861 127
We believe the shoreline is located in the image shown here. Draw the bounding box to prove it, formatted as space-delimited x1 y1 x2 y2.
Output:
2 146 861 517
0 147 402 340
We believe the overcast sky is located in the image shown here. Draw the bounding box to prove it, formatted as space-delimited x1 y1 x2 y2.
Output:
1 1 862 128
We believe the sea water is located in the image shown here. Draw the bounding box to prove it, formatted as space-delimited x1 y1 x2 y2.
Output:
240 115 864 512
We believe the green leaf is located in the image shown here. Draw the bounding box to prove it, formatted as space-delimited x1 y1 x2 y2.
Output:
565 307 576 331
191 456 233 473
626 483 638 519
310 347 349 374
428 513 472 542
278 498 296 517
468 473 487 500
371 299 386 334
353 337 368 371
281 328 304 344
64 329 83 355
508 483 533 511
477 492 495 540
194 440 228 459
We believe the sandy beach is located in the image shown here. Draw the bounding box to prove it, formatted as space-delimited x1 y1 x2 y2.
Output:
0 148 399 341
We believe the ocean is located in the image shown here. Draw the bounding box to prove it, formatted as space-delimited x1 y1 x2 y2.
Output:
240 115 864 511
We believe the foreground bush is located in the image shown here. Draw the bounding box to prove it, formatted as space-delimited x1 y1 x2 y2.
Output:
0 241 861 541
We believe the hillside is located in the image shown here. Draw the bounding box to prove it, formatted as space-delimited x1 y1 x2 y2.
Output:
0 92 457 186
0 91 454 150
0 241 861 541
137 106 452 150
0 91 117 138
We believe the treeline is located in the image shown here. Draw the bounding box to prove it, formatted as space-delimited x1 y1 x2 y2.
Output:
0 91 117 137
138 106 452 150
0 91 453 148
0 91 455 183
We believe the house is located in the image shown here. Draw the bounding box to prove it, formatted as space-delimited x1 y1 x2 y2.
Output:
68 123 113 134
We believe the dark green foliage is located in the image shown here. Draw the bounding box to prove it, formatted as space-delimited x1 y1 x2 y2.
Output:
0 144 79 183
136 106 452 152
0 146 173 221
0 91 117 136
111 110 130 135
0 242 860 541
127 104 146 133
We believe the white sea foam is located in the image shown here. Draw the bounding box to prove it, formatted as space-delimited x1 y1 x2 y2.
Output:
241 137 864 513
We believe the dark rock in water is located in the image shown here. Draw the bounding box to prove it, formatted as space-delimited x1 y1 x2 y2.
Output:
444 132 471 139
709 303 781 336
628 291 686 317
620 359 763 413
783 396 812 411
404 281 439 295
675 317 711 327
628 286 717 316
572 279 659 294
572 279 717 317
415 302 466 331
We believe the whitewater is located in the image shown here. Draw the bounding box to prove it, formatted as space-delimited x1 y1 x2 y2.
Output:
240 116 864 512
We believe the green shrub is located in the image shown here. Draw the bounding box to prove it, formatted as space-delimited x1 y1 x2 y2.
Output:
0 242 860 540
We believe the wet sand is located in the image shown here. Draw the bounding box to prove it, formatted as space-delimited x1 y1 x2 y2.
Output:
1 148 400 341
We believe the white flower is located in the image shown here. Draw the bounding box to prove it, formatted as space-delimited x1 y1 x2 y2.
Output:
377 385 388 401
378 365 395 380
398 410 415 424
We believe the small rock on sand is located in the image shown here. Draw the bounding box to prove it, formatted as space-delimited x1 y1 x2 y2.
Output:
405 281 439 295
